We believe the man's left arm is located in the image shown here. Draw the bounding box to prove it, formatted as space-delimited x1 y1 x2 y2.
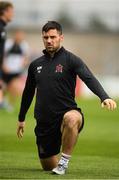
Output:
70 54 117 110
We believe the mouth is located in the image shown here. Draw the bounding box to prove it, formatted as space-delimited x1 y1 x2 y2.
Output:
47 45 54 49
47 44 53 47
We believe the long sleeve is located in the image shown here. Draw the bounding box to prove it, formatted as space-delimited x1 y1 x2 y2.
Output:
0 28 5 67
70 53 110 102
0 20 7 68
18 63 36 121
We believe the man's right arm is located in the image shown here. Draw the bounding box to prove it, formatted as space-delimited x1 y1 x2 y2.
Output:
17 121 25 138
17 63 36 138
18 63 36 122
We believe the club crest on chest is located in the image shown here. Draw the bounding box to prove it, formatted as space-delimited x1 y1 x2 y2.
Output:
55 64 63 73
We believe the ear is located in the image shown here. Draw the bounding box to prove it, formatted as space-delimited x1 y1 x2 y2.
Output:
60 34 64 42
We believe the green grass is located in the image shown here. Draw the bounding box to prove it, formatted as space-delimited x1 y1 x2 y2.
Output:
0 98 119 179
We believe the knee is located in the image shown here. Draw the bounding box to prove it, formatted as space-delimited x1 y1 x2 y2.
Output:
41 163 55 171
40 156 58 171
63 111 82 130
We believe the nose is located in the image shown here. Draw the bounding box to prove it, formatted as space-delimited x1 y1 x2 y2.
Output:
47 37 52 43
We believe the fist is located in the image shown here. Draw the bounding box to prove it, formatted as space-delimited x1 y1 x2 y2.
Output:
101 99 117 110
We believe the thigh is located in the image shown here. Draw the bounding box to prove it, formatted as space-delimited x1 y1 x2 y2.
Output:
61 108 84 133
7 76 24 96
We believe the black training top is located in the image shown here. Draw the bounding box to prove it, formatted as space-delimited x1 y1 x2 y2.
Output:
0 19 6 68
18 47 110 122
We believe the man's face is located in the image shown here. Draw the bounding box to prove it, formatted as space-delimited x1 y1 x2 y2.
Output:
4 7 14 22
42 29 63 53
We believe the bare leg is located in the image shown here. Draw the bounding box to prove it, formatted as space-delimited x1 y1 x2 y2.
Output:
52 110 83 175
7 77 24 97
40 155 58 171
0 80 3 103
0 89 3 103
39 110 83 174
61 110 83 155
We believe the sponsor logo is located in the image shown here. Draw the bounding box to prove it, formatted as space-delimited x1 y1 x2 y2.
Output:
37 66 42 73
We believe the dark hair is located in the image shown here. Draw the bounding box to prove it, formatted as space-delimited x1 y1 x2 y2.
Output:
0 1 13 16
42 21 62 35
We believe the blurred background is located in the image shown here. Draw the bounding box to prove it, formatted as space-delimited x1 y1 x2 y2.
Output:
4 0 119 99
1 1 119 178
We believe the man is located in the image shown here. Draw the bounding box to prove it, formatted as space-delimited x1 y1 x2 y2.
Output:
17 21 117 175
2 30 30 109
0 1 14 108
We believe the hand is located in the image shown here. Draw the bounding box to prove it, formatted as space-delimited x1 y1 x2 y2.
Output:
101 99 117 110
17 121 25 138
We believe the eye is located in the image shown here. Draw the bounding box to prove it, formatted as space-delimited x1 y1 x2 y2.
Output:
43 36 48 40
50 36 56 39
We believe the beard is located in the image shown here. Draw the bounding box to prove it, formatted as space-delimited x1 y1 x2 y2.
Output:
46 46 59 54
